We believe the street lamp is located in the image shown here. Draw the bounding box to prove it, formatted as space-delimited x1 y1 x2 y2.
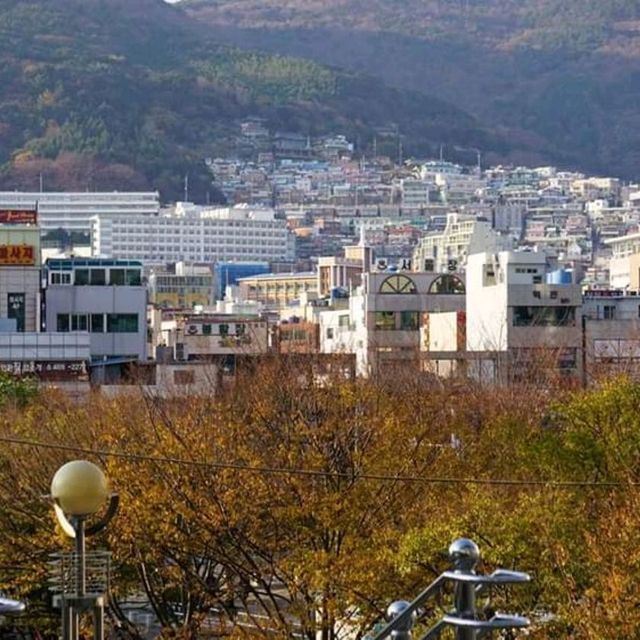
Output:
49 461 118 640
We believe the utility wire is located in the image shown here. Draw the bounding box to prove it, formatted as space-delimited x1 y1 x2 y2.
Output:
0 434 634 489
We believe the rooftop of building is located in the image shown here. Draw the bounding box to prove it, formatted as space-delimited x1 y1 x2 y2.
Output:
236 271 317 282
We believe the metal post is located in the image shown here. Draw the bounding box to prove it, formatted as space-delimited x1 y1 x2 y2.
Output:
61 602 72 640
449 539 480 640
387 601 416 640
70 605 79 640
73 516 86 640
93 600 104 640
75 516 86 597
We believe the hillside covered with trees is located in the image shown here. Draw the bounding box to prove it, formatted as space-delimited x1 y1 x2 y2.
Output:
0 0 521 202
185 0 640 178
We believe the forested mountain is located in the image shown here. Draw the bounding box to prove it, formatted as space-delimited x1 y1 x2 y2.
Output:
185 0 640 178
0 0 525 202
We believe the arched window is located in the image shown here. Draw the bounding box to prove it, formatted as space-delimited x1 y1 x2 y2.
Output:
379 274 417 294
428 274 465 294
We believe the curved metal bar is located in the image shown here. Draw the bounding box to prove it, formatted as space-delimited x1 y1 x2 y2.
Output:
86 494 120 536
442 614 530 629
442 570 530 585
53 502 77 538
370 575 446 640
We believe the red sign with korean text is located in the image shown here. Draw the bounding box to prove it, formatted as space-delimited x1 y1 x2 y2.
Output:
0 245 35 265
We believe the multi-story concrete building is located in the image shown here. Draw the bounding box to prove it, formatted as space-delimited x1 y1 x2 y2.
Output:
44 258 147 362
0 226 42 332
466 250 582 382
236 272 318 309
412 213 511 273
0 192 159 235
91 206 294 264
148 263 215 309
320 271 466 377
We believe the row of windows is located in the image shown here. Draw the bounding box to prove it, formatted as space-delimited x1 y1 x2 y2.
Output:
187 323 246 337
56 313 139 333
379 274 465 295
374 311 420 331
50 268 142 287
512 306 576 327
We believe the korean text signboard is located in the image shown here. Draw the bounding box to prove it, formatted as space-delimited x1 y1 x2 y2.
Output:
0 245 35 265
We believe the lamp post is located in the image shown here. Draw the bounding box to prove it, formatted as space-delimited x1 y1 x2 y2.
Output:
49 461 118 640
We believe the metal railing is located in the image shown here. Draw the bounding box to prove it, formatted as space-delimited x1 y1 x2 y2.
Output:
370 538 530 640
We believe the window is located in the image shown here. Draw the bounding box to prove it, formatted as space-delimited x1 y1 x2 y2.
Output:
338 314 350 327
107 314 139 333
7 293 25 332
57 314 70 332
219 323 229 337
202 324 212 335
91 314 104 333
174 370 195 385
400 311 419 330
379 274 417 294
512 306 576 327
603 305 616 320
375 311 396 330
110 269 125 285
75 269 89 285
90 269 106 285
51 272 71 285
429 274 465 294
71 314 88 331
326 327 334 339
550 291 558 300
125 269 142 286
236 324 246 336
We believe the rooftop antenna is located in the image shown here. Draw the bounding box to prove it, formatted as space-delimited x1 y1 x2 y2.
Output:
373 136 378 159
184 174 189 202
440 144 444 162
39 172 44 193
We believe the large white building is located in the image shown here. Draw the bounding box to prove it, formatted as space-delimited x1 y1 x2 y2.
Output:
412 213 511 273
91 206 295 264
465 250 582 381
0 192 160 235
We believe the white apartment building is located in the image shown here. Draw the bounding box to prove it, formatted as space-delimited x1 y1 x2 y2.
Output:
412 213 512 273
604 231 640 288
435 173 486 204
0 192 159 234
466 250 582 382
320 271 466 377
91 206 295 264
400 179 435 208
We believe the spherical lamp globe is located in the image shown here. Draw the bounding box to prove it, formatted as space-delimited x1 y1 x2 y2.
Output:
50 460 109 516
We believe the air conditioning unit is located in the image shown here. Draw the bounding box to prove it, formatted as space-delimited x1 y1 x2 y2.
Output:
447 258 458 272
376 258 388 271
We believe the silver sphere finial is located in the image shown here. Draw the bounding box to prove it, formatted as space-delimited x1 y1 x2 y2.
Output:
386 600 416 631
449 538 480 571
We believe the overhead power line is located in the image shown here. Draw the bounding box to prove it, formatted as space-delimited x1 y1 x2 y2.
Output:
0 434 634 489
